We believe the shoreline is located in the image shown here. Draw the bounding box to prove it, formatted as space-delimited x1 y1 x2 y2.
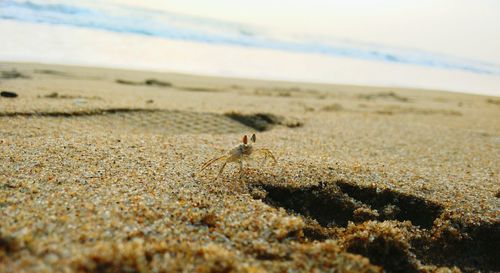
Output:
2 61 498 99
2 20 500 96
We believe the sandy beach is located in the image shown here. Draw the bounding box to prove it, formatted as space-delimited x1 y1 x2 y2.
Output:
0 62 499 272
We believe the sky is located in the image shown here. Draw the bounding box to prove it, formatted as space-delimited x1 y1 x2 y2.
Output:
108 0 500 64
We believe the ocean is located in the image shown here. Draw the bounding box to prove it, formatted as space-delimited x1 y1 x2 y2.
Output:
1 0 500 95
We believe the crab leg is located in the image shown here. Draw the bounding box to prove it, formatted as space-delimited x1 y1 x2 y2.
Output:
254 148 277 165
217 162 228 178
238 160 244 178
200 155 227 172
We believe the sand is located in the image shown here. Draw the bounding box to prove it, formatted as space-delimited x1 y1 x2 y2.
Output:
0 62 499 273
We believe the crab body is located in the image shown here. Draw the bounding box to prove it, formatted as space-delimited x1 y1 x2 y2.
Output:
200 134 276 179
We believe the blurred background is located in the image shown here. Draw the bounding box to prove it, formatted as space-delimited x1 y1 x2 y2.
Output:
1 0 499 95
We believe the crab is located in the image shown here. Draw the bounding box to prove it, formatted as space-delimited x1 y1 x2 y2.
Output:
200 134 277 179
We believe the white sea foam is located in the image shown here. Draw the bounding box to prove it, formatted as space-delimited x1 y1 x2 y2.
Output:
2 0 500 75
1 20 500 96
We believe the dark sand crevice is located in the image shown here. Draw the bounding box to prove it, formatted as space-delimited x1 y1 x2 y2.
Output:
252 86 324 99
250 180 499 272
0 234 21 254
116 78 226 92
0 91 18 98
175 86 221 92
39 92 102 100
374 105 462 116
358 91 410 102
0 109 303 133
33 69 71 77
0 108 160 118
0 232 31 265
116 78 172 87
255 181 360 227
254 180 443 229
340 221 421 273
0 69 31 79
422 217 500 272
225 112 303 131
33 69 102 80
486 98 500 105
335 180 443 229
249 181 427 272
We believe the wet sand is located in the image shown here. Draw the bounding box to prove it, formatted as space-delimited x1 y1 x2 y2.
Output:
0 62 499 272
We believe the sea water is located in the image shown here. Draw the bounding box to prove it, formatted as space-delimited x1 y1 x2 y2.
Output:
1 0 500 95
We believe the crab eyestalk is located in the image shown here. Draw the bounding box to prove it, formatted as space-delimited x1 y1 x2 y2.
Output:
243 135 248 144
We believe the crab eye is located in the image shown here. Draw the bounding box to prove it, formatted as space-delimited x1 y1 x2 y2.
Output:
243 135 248 144
251 134 256 143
